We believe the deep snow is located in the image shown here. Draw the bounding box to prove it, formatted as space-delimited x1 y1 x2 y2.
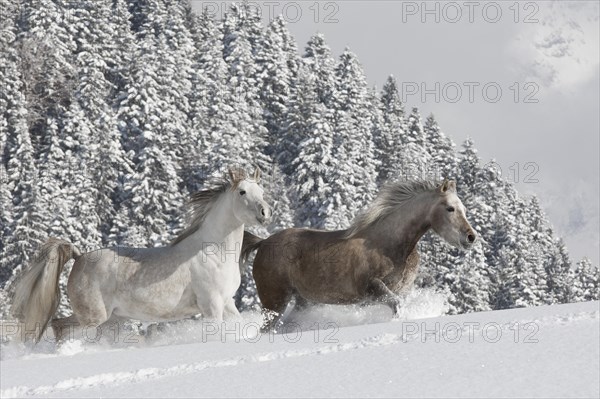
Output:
0 294 598 398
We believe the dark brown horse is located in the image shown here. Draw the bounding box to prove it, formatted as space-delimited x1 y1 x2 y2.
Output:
242 180 476 329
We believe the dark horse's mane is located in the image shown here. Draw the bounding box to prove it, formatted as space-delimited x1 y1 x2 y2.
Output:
344 180 439 238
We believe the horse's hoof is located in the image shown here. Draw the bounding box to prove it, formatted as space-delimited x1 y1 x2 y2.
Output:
259 326 273 334
392 304 402 319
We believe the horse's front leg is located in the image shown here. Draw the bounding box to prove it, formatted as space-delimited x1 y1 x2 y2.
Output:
223 298 241 321
366 278 402 317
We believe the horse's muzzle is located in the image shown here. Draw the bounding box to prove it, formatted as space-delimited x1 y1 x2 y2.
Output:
460 231 477 249
257 206 272 225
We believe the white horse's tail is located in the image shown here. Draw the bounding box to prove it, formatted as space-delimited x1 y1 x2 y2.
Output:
11 238 81 342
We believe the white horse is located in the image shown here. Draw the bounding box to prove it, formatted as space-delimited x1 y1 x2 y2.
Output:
11 167 271 343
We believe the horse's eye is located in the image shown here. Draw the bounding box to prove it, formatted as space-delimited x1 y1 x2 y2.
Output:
446 206 455 212
240 190 246 196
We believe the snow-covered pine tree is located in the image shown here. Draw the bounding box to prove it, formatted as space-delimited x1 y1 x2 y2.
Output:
61 2 139 247
11 1 80 280
330 48 378 223
60 100 103 250
491 185 550 308
252 15 300 219
573 258 599 301
17 0 77 160
1 112 46 285
398 107 430 181
444 244 492 314
423 113 458 181
302 33 336 107
375 75 405 184
277 33 337 180
117 2 186 246
545 238 575 304
0 163 10 283
185 9 235 190
221 2 270 173
456 137 479 190
161 0 195 192
288 71 336 228
257 16 298 159
522 195 559 304
0 0 21 282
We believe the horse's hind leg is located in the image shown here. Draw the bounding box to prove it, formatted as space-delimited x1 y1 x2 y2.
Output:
254 272 293 332
67 290 111 342
260 294 304 334
258 291 292 333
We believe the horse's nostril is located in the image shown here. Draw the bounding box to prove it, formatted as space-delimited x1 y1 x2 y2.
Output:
467 234 475 243
261 208 265 216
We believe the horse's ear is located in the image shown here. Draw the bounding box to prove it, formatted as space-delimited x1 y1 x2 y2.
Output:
439 179 456 193
253 166 261 182
228 167 245 186
438 179 449 193
439 179 457 193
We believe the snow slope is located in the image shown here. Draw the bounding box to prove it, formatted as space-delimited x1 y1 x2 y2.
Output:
1 298 598 398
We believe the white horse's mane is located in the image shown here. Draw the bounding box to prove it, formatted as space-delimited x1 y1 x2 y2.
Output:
171 167 258 246
344 180 439 238
170 179 230 246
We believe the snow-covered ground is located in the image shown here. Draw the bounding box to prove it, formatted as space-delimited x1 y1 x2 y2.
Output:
1 294 598 398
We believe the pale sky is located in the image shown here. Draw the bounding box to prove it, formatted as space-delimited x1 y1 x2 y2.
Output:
192 0 600 265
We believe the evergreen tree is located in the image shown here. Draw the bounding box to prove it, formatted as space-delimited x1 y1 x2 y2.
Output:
257 16 298 157
2 122 46 284
278 33 337 179
117 13 185 246
573 258 599 301
288 72 336 228
331 48 378 222
187 9 235 189
545 239 575 304
457 137 480 190
399 107 430 180
18 0 77 159
376 75 405 184
0 0 22 279
424 113 458 180
302 33 336 106
221 2 270 172
445 245 492 314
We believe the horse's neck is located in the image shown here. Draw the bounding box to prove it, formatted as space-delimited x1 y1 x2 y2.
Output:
178 194 244 259
369 193 432 263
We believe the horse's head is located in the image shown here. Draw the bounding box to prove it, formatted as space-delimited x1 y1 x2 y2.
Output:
429 180 477 250
228 166 272 226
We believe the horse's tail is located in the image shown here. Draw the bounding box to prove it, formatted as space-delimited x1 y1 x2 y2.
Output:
239 231 265 271
11 238 81 342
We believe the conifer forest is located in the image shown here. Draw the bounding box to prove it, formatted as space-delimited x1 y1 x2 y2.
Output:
0 0 598 319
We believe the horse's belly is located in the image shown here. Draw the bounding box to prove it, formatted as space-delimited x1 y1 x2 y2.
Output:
115 272 200 321
114 286 199 321
295 272 362 305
